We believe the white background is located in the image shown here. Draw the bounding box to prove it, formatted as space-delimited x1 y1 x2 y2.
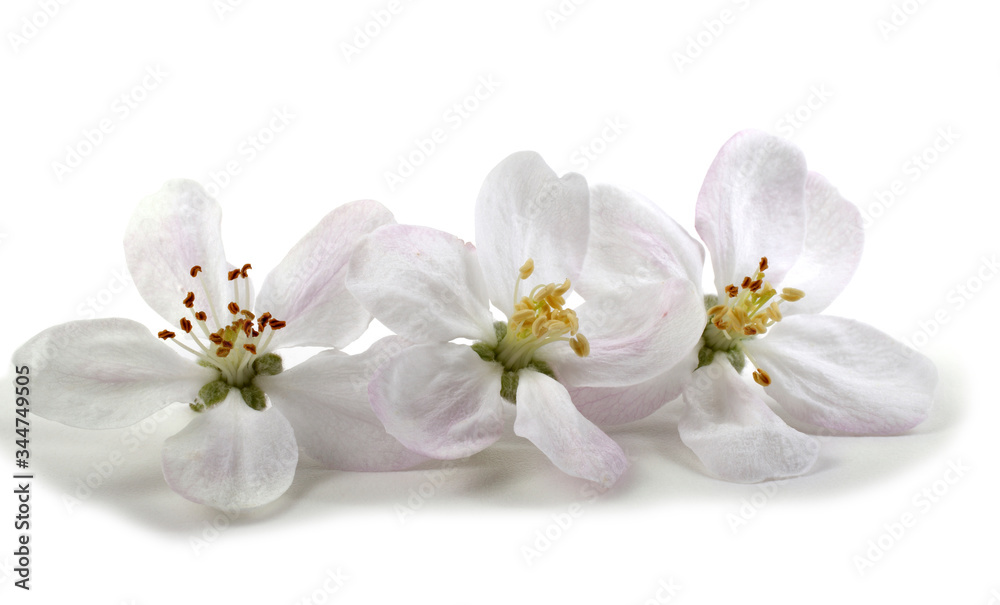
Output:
1 1 997 603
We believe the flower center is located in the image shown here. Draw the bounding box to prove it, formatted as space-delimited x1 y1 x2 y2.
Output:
157 263 286 411
471 258 589 403
699 257 804 386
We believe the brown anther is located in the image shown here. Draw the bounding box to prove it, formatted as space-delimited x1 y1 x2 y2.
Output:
221 340 234 349
741 277 752 289
749 279 763 292
258 312 272 328
752 368 772 387
179 318 193 333
743 326 758 336
227 302 241 315
243 344 257 354
759 257 768 272
194 311 208 321
241 310 256 320
190 265 203 277
183 292 195 308
157 330 176 340
227 269 241 281
240 263 252 277
725 285 739 298
268 319 286 330
216 347 231 358
243 322 255 337
208 333 223 345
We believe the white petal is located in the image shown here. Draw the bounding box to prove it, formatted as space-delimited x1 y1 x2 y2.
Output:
679 359 819 483
568 349 698 426
369 342 505 459
544 278 704 388
779 172 864 315
513 370 628 487
695 130 807 293
746 315 937 434
161 391 298 510
475 151 589 316
256 200 395 349
578 183 704 297
257 337 428 471
13 318 217 429
347 224 495 342
124 180 232 329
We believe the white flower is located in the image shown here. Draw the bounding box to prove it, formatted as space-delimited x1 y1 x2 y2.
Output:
346 152 704 486
573 130 938 482
14 180 424 510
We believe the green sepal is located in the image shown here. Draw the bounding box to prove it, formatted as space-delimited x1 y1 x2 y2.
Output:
189 402 206 413
198 379 230 408
471 342 496 362
240 385 267 411
696 346 715 370
493 320 508 344
500 370 519 404
252 353 283 376
703 294 719 310
527 359 555 379
726 348 746 374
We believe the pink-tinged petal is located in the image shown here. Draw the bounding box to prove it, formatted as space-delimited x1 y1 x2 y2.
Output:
258 337 427 471
256 200 395 350
679 359 819 483
578 184 705 297
475 152 589 316
746 315 936 435
161 391 298 510
779 172 864 316
13 318 217 429
544 278 704 388
568 348 699 426
124 180 231 329
695 130 807 293
369 342 505 459
513 370 627 487
347 225 495 343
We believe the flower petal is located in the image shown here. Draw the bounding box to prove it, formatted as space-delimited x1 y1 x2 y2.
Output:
695 130 807 293
678 359 819 483
369 342 505 459
257 337 428 471
577 183 704 296
161 391 298 510
746 315 936 434
779 172 864 315
255 200 395 350
475 151 589 316
347 224 495 343
543 278 704 388
568 348 699 426
124 180 232 330
513 370 628 487
13 318 217 429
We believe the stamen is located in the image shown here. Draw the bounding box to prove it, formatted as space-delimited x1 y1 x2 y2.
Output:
183 292 195 308
268 319 286 330
195 311 208 322
759 257 768 272
240 263 252 278
157 330 176 340
228 302 241 315
243 344 257 354
179 318 193 333
570 334 590 357
725 285 739 298
741 276 752 289
519 258 534 280
227 269 241 281
781 287 805 302
190 265 203 277
752 368 772 387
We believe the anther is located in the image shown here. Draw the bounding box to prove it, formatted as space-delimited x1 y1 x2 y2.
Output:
228 302 240 315
741 277 751 289
743 326 758 336
268 319 286 330
216 348 231 358
243 344 257 354
227 269 241 281
157 330 176 340
183 292 195 308
195 311 208 321
519 258 534 280
570 333 590 357
190 265 203 277
208 333 223 345
752 368 772 387
749 279 763 292
781 287 805 302
240 263 252 278
725 285 739 298
241 310 256 320
179 318 193 333
759 257 768 272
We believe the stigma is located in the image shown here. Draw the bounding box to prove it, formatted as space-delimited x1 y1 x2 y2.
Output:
157 263 285 391
493 258 589 371
702 257 804 387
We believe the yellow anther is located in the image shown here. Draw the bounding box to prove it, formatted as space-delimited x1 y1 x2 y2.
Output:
570 333 590 357
519 258 535 280
781 287 805 302
752 368 772 387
